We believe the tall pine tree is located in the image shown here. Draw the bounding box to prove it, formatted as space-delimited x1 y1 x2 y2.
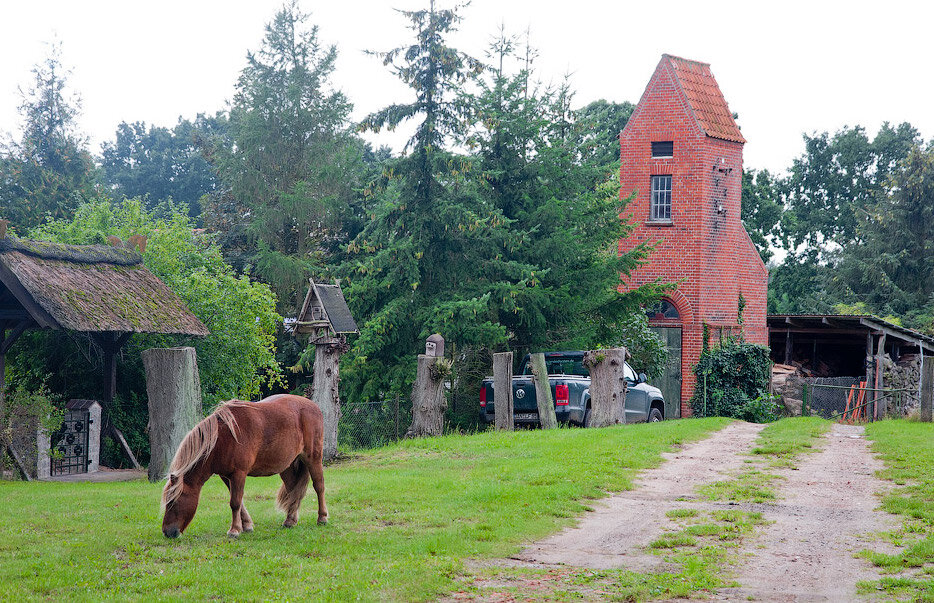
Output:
205 1 366 312
0 43 95 230
342 1 528 402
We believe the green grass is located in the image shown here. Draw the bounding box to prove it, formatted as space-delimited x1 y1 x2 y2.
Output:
698 417 829 503
0 417 729 601
859 420 934 600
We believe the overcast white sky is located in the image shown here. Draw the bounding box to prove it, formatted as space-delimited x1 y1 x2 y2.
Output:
1 0 931 175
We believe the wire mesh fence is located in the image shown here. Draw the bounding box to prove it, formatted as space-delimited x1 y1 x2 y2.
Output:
804 377 917 420
804 377 861 418
338 399 411 453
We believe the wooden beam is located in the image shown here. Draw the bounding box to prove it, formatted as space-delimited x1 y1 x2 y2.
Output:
784 317 807 328
0 320 31 355
111 425 142 471
0 261 60 329
859 318 934 354
770 328 868 336
784 331 793 365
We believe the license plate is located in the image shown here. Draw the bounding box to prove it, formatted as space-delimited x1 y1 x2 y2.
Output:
516 413 538 420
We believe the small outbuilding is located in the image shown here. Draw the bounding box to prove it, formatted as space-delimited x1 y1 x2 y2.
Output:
768 314 934 418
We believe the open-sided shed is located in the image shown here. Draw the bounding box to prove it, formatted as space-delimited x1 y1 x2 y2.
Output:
0 237 208 474
768 314 934 417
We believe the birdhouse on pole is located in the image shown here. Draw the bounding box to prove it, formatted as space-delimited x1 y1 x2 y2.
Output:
295 279 359 343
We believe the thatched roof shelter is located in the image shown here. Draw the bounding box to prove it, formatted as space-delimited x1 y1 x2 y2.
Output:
0 238 208 335
0 237 209 475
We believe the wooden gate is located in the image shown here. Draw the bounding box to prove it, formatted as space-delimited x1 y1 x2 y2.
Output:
650 326 682 418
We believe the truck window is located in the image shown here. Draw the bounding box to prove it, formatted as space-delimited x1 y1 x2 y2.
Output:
545 359 588 376
623 362 637 382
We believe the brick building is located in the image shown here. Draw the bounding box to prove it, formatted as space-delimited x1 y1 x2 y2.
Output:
619 54 767 417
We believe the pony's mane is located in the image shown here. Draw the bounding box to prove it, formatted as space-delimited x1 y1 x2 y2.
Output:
161 400 253 508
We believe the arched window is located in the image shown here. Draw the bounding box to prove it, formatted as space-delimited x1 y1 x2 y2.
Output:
646 299 680 321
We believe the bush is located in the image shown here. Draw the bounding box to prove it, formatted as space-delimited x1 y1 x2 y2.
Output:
691 339 778 422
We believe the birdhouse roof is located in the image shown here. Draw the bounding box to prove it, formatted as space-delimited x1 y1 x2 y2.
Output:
296 279 358 335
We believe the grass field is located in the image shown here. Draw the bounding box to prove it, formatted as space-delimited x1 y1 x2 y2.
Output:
0 418 730 601
861 420 934 601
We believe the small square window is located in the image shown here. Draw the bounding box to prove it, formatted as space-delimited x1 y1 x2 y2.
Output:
651 141 673 157
650 175 672 221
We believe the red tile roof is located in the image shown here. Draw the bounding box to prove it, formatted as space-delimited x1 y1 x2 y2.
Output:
664 54 745 144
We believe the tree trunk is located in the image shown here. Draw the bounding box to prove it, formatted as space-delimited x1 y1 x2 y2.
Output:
407 355 447 438
922 359 933 423
583 348 628 427
529 353 557 429
493 352 514 431
143 347 203 482
312 340 345 461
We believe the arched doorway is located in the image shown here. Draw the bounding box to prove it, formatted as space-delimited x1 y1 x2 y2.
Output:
646 299 682 418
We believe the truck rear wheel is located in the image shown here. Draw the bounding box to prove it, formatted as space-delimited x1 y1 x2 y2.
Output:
583 407 592 428
648 408 663 423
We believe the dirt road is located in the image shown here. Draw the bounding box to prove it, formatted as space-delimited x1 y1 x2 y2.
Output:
466 421 896 601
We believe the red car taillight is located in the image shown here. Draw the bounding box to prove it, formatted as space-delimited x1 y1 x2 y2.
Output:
555 384 569 406
480 385 487 407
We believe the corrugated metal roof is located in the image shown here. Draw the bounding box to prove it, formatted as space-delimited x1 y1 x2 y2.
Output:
665 54 746 144
0 238 209 336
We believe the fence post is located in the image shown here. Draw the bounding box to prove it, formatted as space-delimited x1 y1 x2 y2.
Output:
493 352 514 431
394 395 400 440
802 383 809 417
922 361 933 423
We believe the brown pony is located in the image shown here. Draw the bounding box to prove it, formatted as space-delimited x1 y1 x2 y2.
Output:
161 394 327 538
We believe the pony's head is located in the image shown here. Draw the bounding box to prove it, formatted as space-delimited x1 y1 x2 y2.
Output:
158 402 241 538
161 472 201 538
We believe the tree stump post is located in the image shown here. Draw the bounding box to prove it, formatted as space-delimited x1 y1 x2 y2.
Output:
529 353 557 429
312 339 346 461
406 355 447 437
493 352 514 431
583 348 628 427
143 347 203 482
922 359 933 423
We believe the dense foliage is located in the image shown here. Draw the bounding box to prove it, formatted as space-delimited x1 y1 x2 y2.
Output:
690 339 778 423
99 115 224 219
26 198 283 408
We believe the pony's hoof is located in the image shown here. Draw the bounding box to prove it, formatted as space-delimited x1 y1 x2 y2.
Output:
227 530 241 539
282 520 297 529
242 525 254 534
317 516 328 526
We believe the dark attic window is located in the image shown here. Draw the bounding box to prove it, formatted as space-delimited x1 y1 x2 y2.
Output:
651 141 673 158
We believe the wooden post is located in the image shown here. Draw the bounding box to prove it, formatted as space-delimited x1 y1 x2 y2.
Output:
529 353 557 429
407 355 447 437
921 359 933 423
874 333 886 420
142 347 203 481
492 352 514 431
1 321 32 480
583 348 628 427
94 332 139 470
312 339 346 460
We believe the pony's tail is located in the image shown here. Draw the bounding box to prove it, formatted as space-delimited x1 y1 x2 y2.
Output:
276 458 311 513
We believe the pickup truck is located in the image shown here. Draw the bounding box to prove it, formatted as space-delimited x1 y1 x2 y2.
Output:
480 351 666 427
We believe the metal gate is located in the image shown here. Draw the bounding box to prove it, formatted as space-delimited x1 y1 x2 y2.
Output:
51 407 90 475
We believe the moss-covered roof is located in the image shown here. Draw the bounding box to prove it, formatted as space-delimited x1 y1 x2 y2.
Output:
0 238 208 336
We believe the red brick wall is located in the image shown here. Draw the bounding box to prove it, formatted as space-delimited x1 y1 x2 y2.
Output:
619 58 767 417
